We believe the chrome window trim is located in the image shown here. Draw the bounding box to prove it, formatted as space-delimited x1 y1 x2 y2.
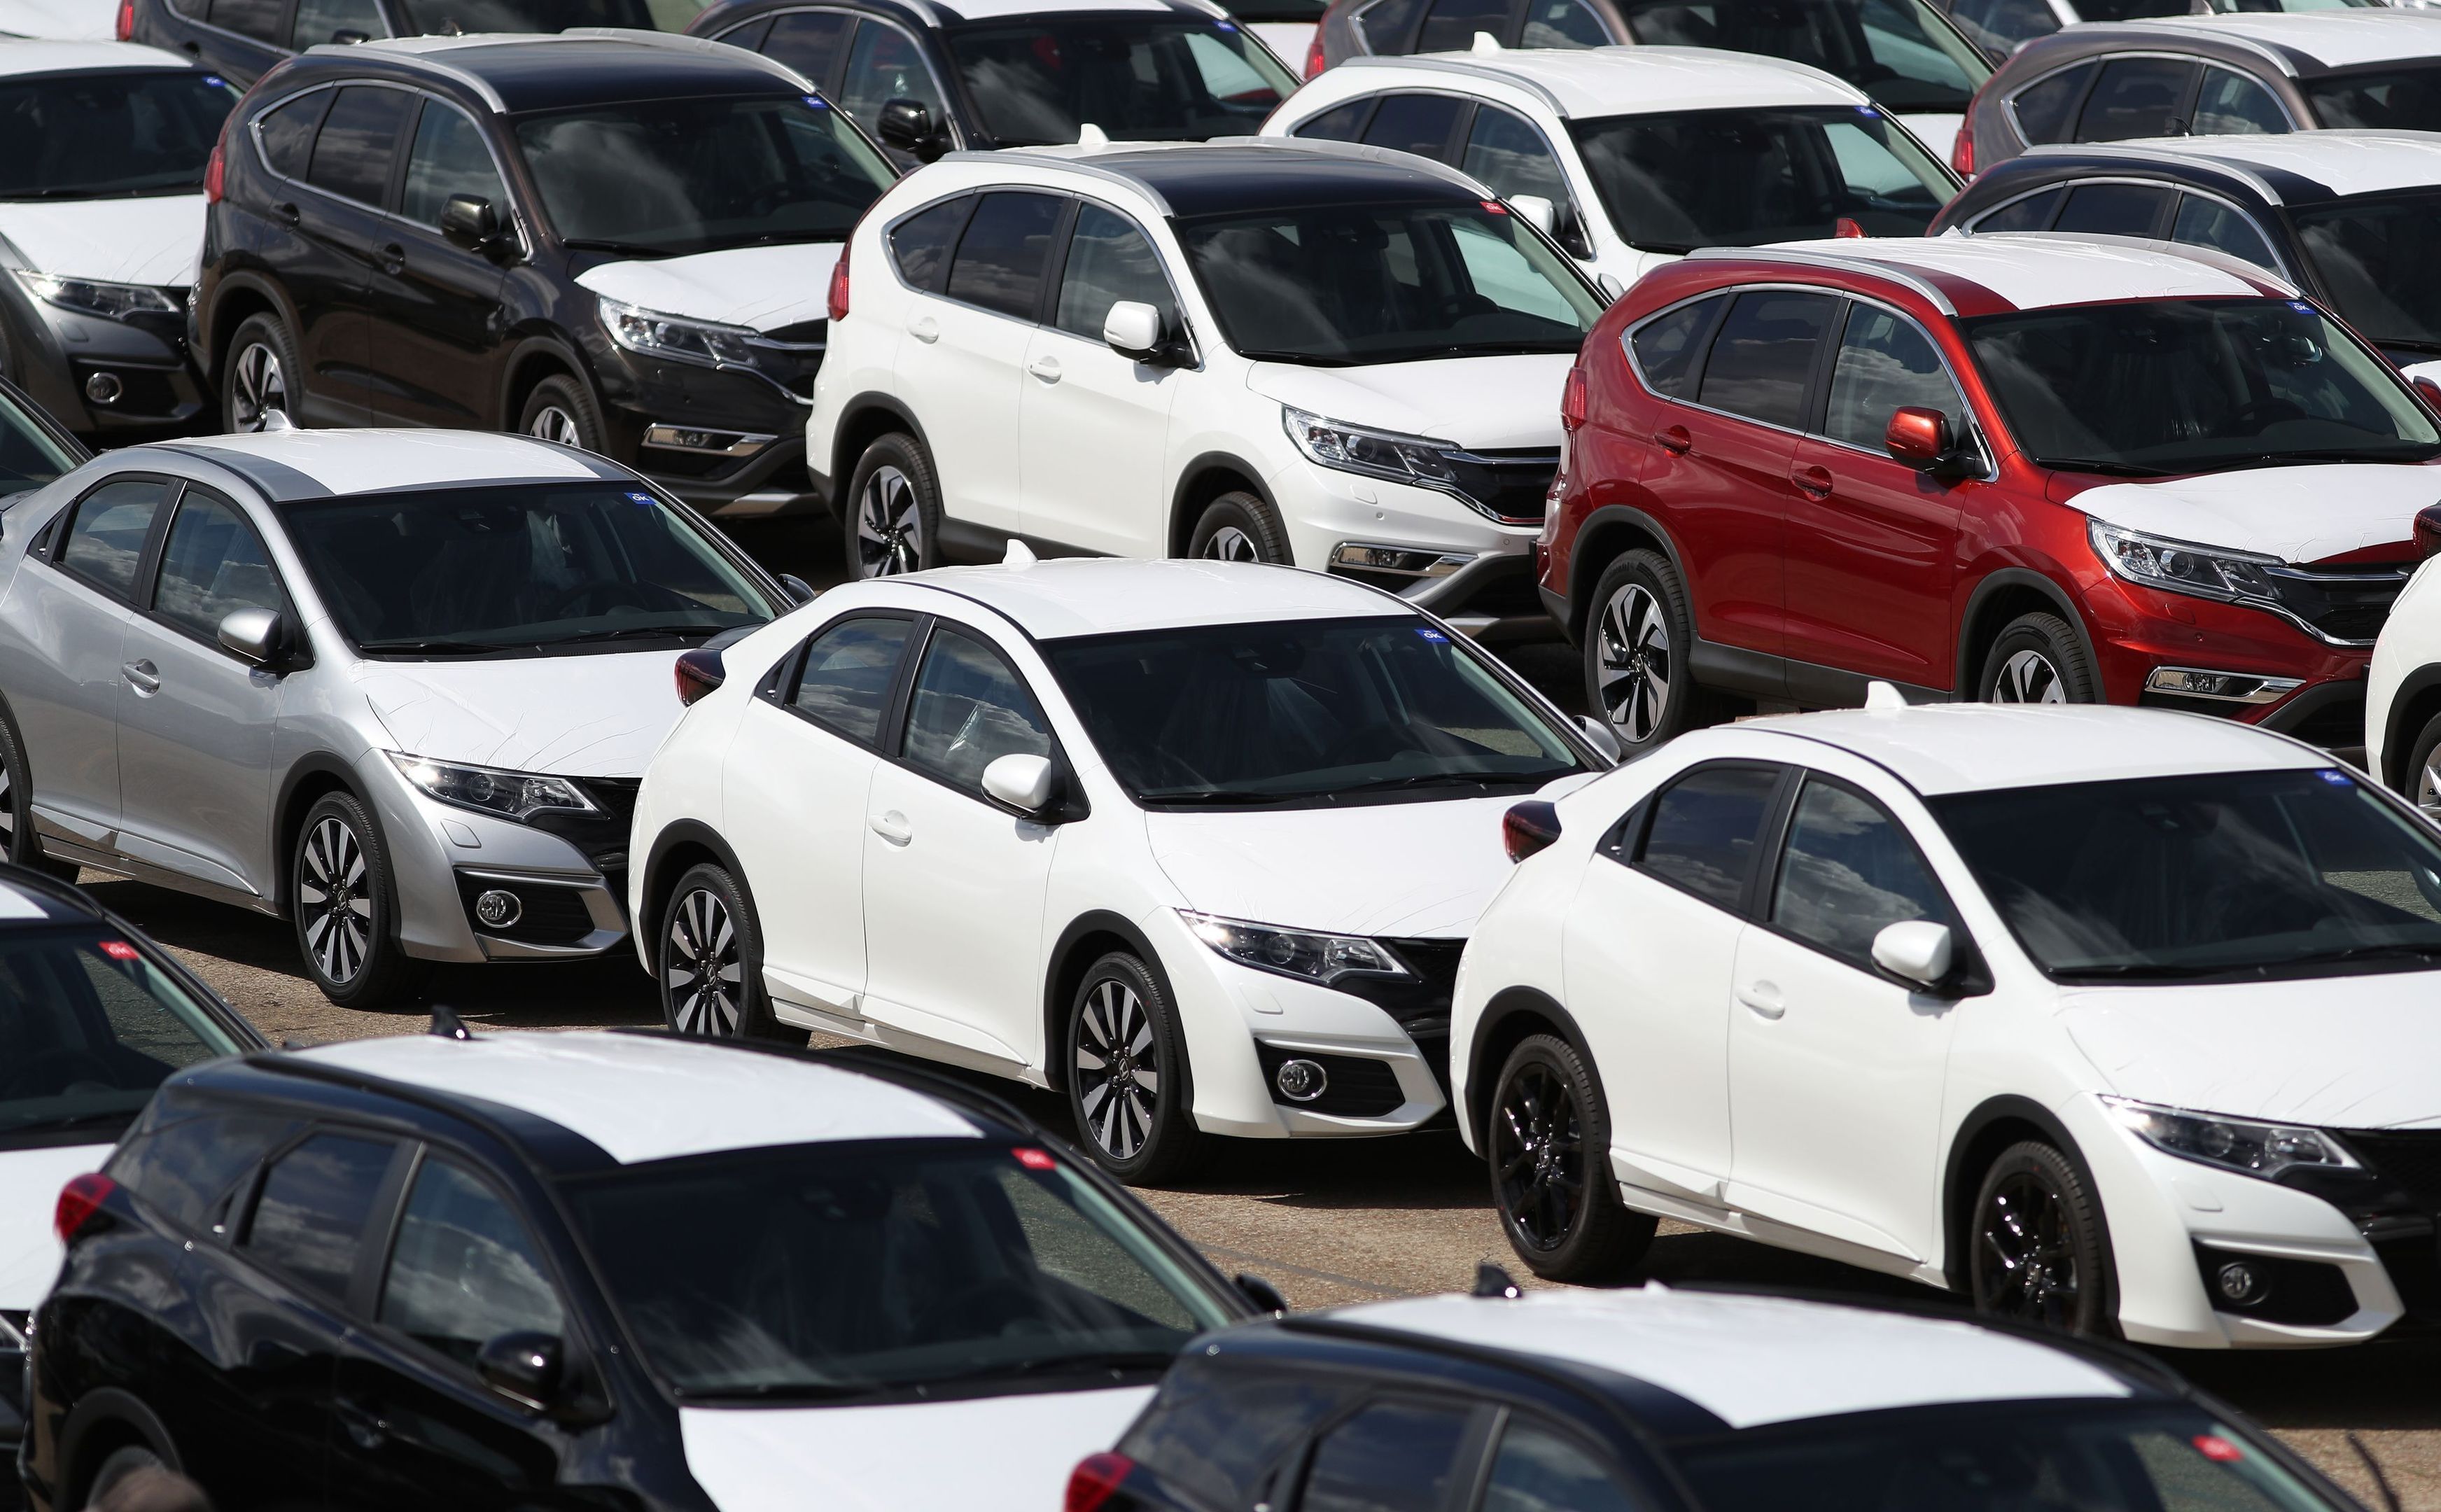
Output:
1460 96 1593 232
2001 55 2101 148
2020 140 2286 204
323 45 508 111
249 79 531 257
393 93 527 254
1621 281 1839 440
2166 183 2292 280
1046 190 1204 369
948 151 1175 215
1816 290 1996 481
1961 179 2071 233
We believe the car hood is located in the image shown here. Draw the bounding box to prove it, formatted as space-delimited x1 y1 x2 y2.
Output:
1245 353 1572 449
2061 973 2441 1129
357 651 685 779
0 0 113 34
679 1385 1152 1512
573 242 839 334
2064 463 2436 564
0 194 206 287
0 1144 111 1308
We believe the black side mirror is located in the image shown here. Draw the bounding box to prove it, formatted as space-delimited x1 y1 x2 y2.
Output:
330 26 370 41
1234 1273 1287 1312
476 1331 562 1409
876 97 947 162
779 572 816 605
440 193 501 252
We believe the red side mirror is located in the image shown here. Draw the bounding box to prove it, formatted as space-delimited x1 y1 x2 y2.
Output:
1885 406 1952 469
2415 503 2441 562
2414 374 2441 414
1503 799 1561 862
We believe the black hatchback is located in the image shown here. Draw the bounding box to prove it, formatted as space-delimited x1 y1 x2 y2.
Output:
191 31 895 518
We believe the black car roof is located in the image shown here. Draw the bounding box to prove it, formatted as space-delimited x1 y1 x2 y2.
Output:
311 32 812 115
1964 146 2356 214
984 141 1483 218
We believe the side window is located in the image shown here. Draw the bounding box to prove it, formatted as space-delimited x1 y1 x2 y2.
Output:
714 14 771 48
1628 294 1724 400
2052 181 2170 237
57 479 171 601
2073 57 2200 142
255 89 333 181
946 190 1067 321
2172 194 2279 270
1119 1365 1359 1512
1355 0 1429 50
2194 65 2288 134
762 9 855 85
1301 1401 1478 1512
1359 92 1467 159
1969 186 2062 232
207 0 285 43
378 1156 566 1369
1294 98 1375 141
1695 289 1835 431
890 195 974 293
901 626 1053 797
1415 0 1511 51
2008 62 2094 145
291 0 386 46
1520 0 1609 45
307 85 413 207
790 615 915 746
152 489 284 644
1771 778 1951 971
1054 203 1177 341
837 18 947 131
1483 1421 1648 1512
399 100 508 231
108 1114 303 1234
1822 303 1969 456
1946 0 2059 57
1461 105 1574 222
241 1132 398 1302
1635 764 1783 909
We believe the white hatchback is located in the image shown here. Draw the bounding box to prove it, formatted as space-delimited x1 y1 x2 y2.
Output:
1455 695 2441 1348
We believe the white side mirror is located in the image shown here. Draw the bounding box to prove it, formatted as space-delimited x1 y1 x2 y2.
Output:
982 752 1058 814
1576 714 1621 763
1597 272 1627 301
1511 195 1556 234
1103 300 1163 360
1872 920 1955 990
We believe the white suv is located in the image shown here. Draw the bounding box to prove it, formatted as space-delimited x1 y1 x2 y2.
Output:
805 138 1606 635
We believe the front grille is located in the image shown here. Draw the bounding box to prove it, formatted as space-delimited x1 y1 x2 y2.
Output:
2267 561 2413 645
2325 1130 2441 1320
1254 1042 1406 1117
454 872 598 946
2344 1130 2441 1208
1446 447 1559 526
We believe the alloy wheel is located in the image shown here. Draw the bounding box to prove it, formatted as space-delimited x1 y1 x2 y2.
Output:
665 888 742 1036
1595 582 1671 743
1075 978 1159 1163
856 465 924 578
2418 752 2441 823
296 816 372 986
231 342 287 432
1492 1062 1584 1250
1975 1170 2080 1326
1993 649 2066 704
527 405 582 448
1199 525 1258 563
0 754 14 854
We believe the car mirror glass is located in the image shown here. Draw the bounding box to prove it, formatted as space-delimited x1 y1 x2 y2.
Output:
216 606 285 666
1872 919 1955 990
476 1331 562 1409
1103 300 1163 362
981 752 1059 815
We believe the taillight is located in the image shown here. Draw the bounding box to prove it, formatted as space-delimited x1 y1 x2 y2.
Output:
674 648 725 706
2415 503 2441 561
1067 1452 1135 1512
1560 367 1587 431
115 0 132 37
55 1172 116 1244
1305 29 1326 78
1502 799 1560 862
827 237 852 322
1833 216 1864 239
1950 90 1982 179
204 141 225 204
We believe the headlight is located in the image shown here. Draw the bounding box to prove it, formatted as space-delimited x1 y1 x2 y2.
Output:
13 270 181 321
388 752 599 822
2090 519 2284 606
599 295 765 372
1182 910 1410 986
2103 1096 2358 1182
1282 406 1464 493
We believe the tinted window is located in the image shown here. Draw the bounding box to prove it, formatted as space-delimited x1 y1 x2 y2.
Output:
1357 0 1428 48
837 18 947 128
2294 191 2441 351
2052 181 2169 237
292 0 386 46
0 70 237 200
207 0 283 41
2304 66 2441 131
256 89 333 181
4 929 247 1149
1415 0 1508 49
717 13 771 46
400 102 507 230
891 195 974 293
1946 0 2057 56
2009 62 2092 144
1122 1365 1359 1512
390 0 654 28
1360 92 1464 158
307 85 412 207
1055 203 1175 340
1462 106 1572 220
1485 1422 1646 1512
2074 57 2197 141
2171 195 2277 270
1616 0 1988 111
1295 99 1373 140
1696 289 1833 430
379 1158 565 1368
763 9 854 83
1773 779 1949 968
1572 106 1953 249
153 491 282 643
1637 764 1781 908
791 615 913 745
945 19 1292 146
1303 1401 1476 1512
2195 65 2287 133
243 1133 397 1301
1971 186 2061 232
903 628 1054 796
110 1114 300 1232
947 191 1065 320
0 397 79 499
1521 0 1609 44
1824 303 1966 454
58 479 169 600
1629 295 1723 399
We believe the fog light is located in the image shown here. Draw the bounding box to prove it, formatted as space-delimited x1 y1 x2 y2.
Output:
2145 666 2303 706
1275 1059 1328 1102
2217 1260 2264 1304
83 372 122 405
474 889 522 929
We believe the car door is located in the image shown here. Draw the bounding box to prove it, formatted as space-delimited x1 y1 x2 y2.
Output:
359 97 512 428
860 619 1063 1068
1018 202 1187 556
113 483 291 899
1562 761 1786 1205
288 83 418 424
1726 772 1968 1264
722 611 916 1018
1782 299 1972 692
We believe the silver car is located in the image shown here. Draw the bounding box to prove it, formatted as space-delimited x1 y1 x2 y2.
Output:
0 427 794 1006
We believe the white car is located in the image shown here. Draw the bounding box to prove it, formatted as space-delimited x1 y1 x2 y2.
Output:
1260 43 1961 293
804 136 1606 638
2367 534 2441 819
629 556 1611 1180
1455 695 2441 1348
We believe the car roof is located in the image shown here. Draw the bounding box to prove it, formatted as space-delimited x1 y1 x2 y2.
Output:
974 139 1483 216
1321 1288 2139 1430
891 557 1415 638
0 38 198 74
928 0 1225 22
1700 232 2283 315
1338 44 1865 118
140 427 631 503
2074 10 2441 73
2033 130 2441 205
331 30 811 113
290 1030 990 1165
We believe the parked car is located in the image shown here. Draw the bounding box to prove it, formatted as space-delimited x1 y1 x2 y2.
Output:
1307 0 1993 162
1949 10 2441 178
630 556 1611 1181
809 139 1603 631
687 0 1297 172
0 41 237 442
20 1023 1259 1512
192 31 895 520
1261 43 1959 293
2366 529 2441 821
1929 0 2382 76
0 371 90 502
0 427 794 1007
0 862 263 1492
1082 1285 2377 1512
123 0 711 88
0 0 118 36
1545 234 2440 757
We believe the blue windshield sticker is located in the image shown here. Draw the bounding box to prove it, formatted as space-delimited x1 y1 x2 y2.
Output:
1415 626 1450 643
2319 769 2353 785
627 491 657 507
2289 300 2316 314
1855 105 1877 116
1215 18 1238 28
804 94 830 108
207 75 228 88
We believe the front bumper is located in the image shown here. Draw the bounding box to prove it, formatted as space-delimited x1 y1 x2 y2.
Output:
2075 576 2375 752
1273 465 1548 638
589 333 824 519
1 288 203 438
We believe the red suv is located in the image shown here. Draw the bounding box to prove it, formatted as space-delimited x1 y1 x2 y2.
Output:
1542 234 2441 757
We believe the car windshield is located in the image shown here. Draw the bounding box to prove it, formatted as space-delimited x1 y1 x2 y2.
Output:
391 0 654 31
0 391 81 497
1 922 246 1149
279 482 784 657
514 95 893 257
946 18 1296 145
1042 615 1586 809
2291 191 2441 356
1931 768 2441 983
2304 64 2441 132
1675 1401 2348 1512
1571 105 1954 253
564 1138 1236 1399
1961 297 2441 475
1177 202 1603 365
1614 0 1989 112
0 70 238 201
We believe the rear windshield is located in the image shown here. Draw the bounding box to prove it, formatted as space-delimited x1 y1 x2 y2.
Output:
0 69 238 201
946 18 1297 145
390 0 657 29
2304 64 2441 132
1613 0 1989 112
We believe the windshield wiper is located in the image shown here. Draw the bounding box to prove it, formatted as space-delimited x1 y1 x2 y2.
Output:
563 238 682 258
2263 941 2441 969
548 624 736 645
356 638 519 655
1139 788 1299 806
1326 771 1544 796
676 1380 878 1402
2038 458 2173 477
958 1350 1180 1380
1 1108 138 1135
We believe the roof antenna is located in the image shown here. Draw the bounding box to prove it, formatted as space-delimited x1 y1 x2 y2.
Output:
428 1003 473 1041
2349 1435 2402 1512
1003 537 1038 568
1471 29 1502 51
1473 1261 1523 1299
259 409 296 433
1863 680 1908 713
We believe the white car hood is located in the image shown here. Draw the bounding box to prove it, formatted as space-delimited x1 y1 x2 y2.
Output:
0 0 113 34
2062 973 2441 1129
1246 354 1571 449
573 242 839 334
357 651 685 779
0 1144 111 1308
679 1386 1152 1512
2066 463 2440 564
0 195 207 287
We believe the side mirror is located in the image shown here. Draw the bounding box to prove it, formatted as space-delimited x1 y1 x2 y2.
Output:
476 1331 562 1409
1596 272 1626 302
440 193 499 251
876 97 937 155
1872 919 1955 991
2414 374 2441 413
1576 713 1621 763
1234 1272 1288 1312
217 606 286 666
331 25 369 41
1103 300 1164 362
1510 194 1556 234
779 572 816 605
981 752 1060 815
1884 405 1950 469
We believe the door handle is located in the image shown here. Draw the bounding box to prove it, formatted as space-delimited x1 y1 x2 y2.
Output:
1737 981 1786 1019
869 810 912 846
1791 463 1833 498
122 660 160 696
271 201 300 227
1027 356 1062 384
1653 424 1692 455
378 241 405 275
907 315 939 344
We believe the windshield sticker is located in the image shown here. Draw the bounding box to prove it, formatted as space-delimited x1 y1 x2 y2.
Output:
2319 769 2353 786
1855 105 1877 116
804 94 830 108
2288 301 2316 315
627 491 658 507
1415 626 1450 643
97 940 139 961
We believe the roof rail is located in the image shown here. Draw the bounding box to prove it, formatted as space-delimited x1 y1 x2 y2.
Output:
1685 244 1958 315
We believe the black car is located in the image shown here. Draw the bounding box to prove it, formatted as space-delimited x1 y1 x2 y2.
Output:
685 0 1297 170
123 0 699 90
20 1023 1265 1512
190 31 895 518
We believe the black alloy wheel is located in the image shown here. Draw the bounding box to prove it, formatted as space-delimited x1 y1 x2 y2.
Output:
659 863 780 1040
0 707 30 867
1969 1140 2113 1335
1486 1034 1654 1283
291 792 426 1009
1066 951 1199 1184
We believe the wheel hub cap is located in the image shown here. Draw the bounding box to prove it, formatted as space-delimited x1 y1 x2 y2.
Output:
857 465 923 578
1075 979 1157 1161
1595 582 1671 745
297 817 371 985
666 888 743 1037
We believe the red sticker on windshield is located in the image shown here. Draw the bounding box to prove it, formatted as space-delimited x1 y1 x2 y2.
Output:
2194 1436 2244 1463
97 941 139 961
1481 200 1508 215
1013 1147 1056 1170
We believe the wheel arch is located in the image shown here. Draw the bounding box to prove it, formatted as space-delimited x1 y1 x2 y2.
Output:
1042 910 1175 1095
496 334 594 433
1955 569 2103 703
2378 664 2441 791
202 272 302 388
637 819 752 977
1462 986 1606 1150
1565 506 1687 647
1168 454 1275 560
272 755 371 917
832 394 935 520
58 1387 182 1508
1940 1093 2116 1301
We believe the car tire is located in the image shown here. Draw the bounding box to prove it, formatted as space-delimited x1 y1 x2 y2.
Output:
1978 611 2099 706
291 791 426 1010
1488 1032 1656 1284
1583 550 1708 755
1968 1139 2115 1336
519 373 607 454
223 312 301 433
82 1442 167 1509
1065 951 1201 1184
657 862 781 1040
1187 491 1289 564
843 432 942 580
2400 708 2441 822
0 703 61 876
